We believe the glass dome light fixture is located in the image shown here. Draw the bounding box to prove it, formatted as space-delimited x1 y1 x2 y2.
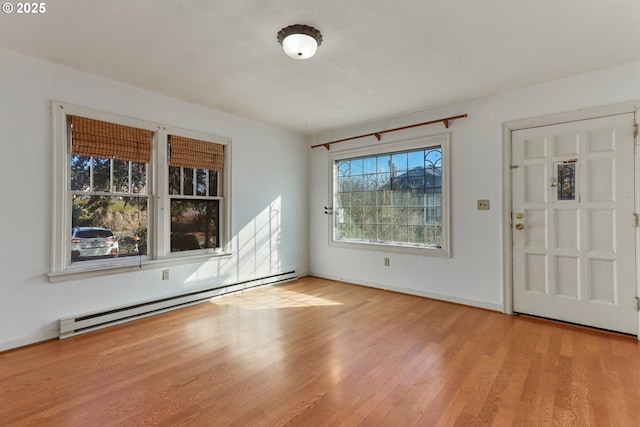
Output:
277 24 323 59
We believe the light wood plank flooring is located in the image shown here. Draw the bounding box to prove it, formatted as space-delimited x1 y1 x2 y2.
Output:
1 277 638 426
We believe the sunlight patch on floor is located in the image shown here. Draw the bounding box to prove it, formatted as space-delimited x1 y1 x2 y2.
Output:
211 286 343 309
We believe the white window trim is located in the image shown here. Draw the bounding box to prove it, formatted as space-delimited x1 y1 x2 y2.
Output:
328 133 451 257
49 101 232 281
160 125 232 261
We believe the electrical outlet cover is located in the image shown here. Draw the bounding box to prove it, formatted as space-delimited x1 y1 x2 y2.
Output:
477 199 490 210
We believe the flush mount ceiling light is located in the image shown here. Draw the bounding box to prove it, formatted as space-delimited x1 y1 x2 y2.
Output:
277 24 323 59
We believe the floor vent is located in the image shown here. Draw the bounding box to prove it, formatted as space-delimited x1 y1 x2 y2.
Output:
59 271 297 338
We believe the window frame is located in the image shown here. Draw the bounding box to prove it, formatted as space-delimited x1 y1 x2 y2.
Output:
163 126 230 258
328 133 451 257
50 102 232 280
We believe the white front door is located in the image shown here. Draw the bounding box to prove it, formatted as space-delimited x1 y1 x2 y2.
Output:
512 113 638 335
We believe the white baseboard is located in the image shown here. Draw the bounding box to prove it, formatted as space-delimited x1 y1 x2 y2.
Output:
0 328 59 353
309 272 503 312
2 272 502 353
3 271 304 352
60 271 299 339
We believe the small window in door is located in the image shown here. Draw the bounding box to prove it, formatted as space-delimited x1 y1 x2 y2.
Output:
555 161 578 201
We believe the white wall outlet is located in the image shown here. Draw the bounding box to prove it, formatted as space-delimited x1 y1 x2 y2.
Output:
477 199 490 210
162 269 170 280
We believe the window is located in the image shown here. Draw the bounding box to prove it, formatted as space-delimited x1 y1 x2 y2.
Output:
69 116 151 263
168 135 225 252
330 134 450 256
50 102 230 277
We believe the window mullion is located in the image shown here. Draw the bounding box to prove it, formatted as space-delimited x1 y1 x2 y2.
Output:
89 156 94 191
110 158 114 193
155 128 170 259
180 166 184 195
128 161 132 192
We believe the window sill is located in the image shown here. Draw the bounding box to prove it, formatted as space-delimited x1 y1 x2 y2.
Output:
329 240 450 257
47 251 233 283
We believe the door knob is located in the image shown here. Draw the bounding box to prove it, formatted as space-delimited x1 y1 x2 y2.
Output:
515 223 524 230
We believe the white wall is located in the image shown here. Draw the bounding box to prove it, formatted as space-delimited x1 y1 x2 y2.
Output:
309 61 640 310
2 47 637 351
0 48 309 350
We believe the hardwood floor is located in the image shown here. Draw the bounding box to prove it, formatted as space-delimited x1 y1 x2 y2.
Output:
1 277 638 426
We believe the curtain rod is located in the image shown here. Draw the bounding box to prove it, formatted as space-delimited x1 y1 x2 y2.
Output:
311 113 468 150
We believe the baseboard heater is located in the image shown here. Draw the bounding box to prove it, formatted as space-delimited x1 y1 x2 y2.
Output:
59 270 298 339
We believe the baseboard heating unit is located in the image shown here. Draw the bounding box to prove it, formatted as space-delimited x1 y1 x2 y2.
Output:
59 270 298 339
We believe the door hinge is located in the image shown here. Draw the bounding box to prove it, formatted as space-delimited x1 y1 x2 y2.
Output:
634 123 639 138
636 297 640 312
634 213 639 228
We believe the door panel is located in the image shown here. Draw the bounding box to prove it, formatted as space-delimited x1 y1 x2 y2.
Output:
512 113 637 334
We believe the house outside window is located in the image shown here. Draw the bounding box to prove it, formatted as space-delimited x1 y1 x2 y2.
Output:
50 102 231 278
329 134 450 256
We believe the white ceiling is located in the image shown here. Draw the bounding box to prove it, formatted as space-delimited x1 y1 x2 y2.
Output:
1 0 638 134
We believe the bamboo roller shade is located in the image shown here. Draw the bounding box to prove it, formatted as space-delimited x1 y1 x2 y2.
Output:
169 135 225 172
70 115 153 163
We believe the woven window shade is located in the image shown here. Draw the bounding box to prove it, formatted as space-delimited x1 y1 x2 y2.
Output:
70 115 153 163
169 135 225 171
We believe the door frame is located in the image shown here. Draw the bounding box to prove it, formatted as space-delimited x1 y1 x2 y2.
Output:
501 101 640 339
